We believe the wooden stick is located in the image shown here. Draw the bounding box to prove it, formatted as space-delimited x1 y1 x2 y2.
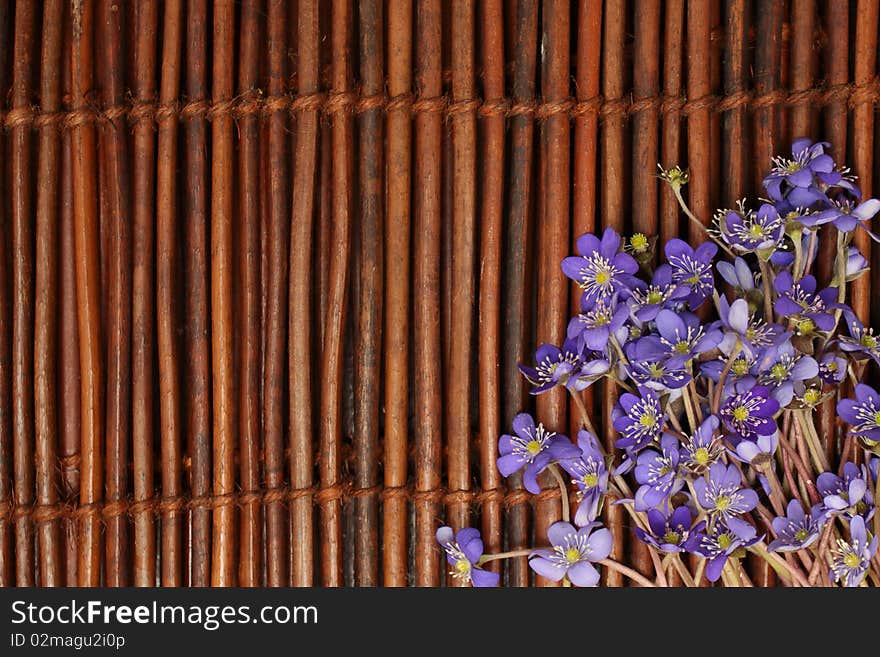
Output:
686 0 711 237
289 0 319 587
264 0 290 589
34 0 65 587
236 0 263 588
157 0 184 587
71 0 104 587
478 0 505 580
660 0 684 245
183 0 211 588
11 0 37 587
722 0 747 205
382 0 411 588
210 0 237 587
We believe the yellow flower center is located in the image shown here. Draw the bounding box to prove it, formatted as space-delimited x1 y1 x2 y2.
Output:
715 495 731 511
826 361 838 372
732 406 749 422
595 270 611 285
694 447 710 465
565 548 581 563
583 473 598 487
675 341 690 354
844 553 861 569
874 411 880 426
639 413 656 428
631 233 649 252
749 224 765 238
663 530 681 545
526 440 542 456
649 362 665 376
593 313 610 326
794 529 809 542
647 290 664 304
803 389 821 405
862 334 877 348
454 558 470 574
732 359 750 376
745 327 756 340
717 533 733 550
686 274 700 285
770 363 787 380
797 318 816 335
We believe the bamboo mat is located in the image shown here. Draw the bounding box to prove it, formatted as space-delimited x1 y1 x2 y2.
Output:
0 0 877 586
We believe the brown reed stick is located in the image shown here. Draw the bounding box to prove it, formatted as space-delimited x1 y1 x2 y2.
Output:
211 0 238 587
789 0 816 141
96 0 132 588
131 0 158 588
355 0 384 588
264 0 290 589
157 0 184 587
855 0 878 327
382 0 411 588
11 0 37 587
534 0 570 588
183 0 212 588
687 0 712 237
236 0 263 588
0 0 13 588
478 0 505 575
502 0 539 588
70 0 105 587
753 0 783 192
600 0 626 588
290 0 319 588
660 0 684 246
34 0 65 587
722 0 748 205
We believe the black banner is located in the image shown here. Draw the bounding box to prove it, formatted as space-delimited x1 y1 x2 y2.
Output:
0 587 855 655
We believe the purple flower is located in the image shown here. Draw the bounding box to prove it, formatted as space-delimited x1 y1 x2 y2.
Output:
845 246 869 281
837 383 880 446
732 431 779 465
560 430 609 526
518 340 582 395
634 506 705 554
626 264 691 322
680 415 724 473
435 526 499 587
767 500 824 552
625 338 691 391
613 388 664 452
497 413 581 494
717 257 758 293
653 309 722 368
817 462 871 520
763 139 836 206
829 515 878 587
809 197 880 237
818 352 847 385
717 202 785 253
700 352 755 399
754 341 819 407
634 433 683 509
664 239 718 309
719 386 779 438
693 462 759 518
838 311 880 365
529 521 612 587
773 270 839 336
567 295 629 352
694 517 762 582
717 297 786 358
562 228 640 308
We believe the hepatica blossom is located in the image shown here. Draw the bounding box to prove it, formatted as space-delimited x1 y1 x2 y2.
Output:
435 527 499 587
438 138 880 588
529 521 612 587
497 413 580 494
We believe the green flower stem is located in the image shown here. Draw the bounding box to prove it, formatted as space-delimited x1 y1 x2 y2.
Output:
750 542 811 587
548 464 570 524
599 559 656 588
791 228 804 282
669 184 735 258
757 257 775 322
670 553 696 587
796 409 830 473
712 339 741 414
479 549 533 564
569 388 598 439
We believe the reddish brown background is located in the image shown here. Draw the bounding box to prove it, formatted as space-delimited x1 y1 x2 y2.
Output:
0 0 876 586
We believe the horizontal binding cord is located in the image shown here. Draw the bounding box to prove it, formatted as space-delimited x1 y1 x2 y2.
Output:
0 485 555 524
1 78 877 130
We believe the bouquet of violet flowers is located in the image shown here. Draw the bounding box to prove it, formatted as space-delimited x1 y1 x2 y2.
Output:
436 138 879 587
